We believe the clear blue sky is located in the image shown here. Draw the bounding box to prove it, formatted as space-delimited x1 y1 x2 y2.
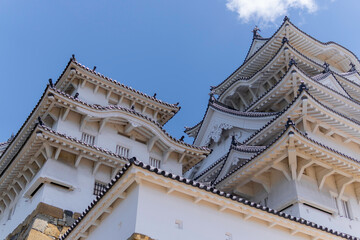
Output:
1 0 360 144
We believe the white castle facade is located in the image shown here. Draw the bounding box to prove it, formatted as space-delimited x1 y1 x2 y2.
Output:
1 17 360 240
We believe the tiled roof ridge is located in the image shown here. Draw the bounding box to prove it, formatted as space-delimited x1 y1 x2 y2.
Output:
217 41 289 97
193 154 228 181
184 94 279 145
217 124 360 187
50 88 210 152
37 125 129 161
244 89 360 147
241 59 360 118
214 124 290 185
334 71 360 95
244 36 270 62
292 127 360 165
294 63 360 106
214 18 360 95
287 44 360 100
0 86 50 175
242 64 294 112
71 60 181 110
60 157 359 240
212 20 287 92
184 121 202 133
311 71 332 81
223 41 349 110
288 20 360 65
231 144 266 152
183 96 215 144
242 88 305 144
220 40 326 110
210 99 279 117
312 72 352 99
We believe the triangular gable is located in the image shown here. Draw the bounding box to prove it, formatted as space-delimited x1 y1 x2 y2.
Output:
314 73 349 97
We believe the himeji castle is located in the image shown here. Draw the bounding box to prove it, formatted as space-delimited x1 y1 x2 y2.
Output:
1 17 360 240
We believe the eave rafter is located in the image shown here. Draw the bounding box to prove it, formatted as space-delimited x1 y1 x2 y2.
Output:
216 127 360 198
246 90 360 149
55 61 180 125
62 163 352 240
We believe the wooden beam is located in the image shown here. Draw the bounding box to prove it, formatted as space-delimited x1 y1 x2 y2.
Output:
288 148 297 180
317 168 334 190
75 155 83 168
80 115 90 132
54 147 62 160
178 152 186 164
147 136 158 151
252 173 271 193
93 162 101 175
272 161 291 181
162 148 173 163
297 158 313 181
61 108 70 121
337 176 354 199
99 118 108 133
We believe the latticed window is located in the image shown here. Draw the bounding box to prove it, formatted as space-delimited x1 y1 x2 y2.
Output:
81 133 95 145
93 181 107 196
116 145 129 158
149 157 161 168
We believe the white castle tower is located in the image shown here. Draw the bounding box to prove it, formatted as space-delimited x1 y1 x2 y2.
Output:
1 17 360 240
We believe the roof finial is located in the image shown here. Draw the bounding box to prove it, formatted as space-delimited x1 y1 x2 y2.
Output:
322 62 330 73
71 54 76 61
153 93 157 99
283 16 289 21
282 37 289 44
231 135 237 145
252 26 261 39
289 58 296 67
93 66 97 71
349 62 356 72
74 93 79 99
180 136 185 141
298 81 308 93
38 116 44 126
285 116 295 128
48 78 54 88
209 91 216 103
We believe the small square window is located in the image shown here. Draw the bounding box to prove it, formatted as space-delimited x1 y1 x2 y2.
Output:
81 133 95 145
116 145 129 158
94 181 107 196
149 157 161 168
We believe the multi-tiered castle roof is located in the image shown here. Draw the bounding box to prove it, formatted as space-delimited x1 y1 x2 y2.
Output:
1 17 360 240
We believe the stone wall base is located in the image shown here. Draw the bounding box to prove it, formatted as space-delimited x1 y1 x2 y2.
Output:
127 232 154 240
6 202 80 240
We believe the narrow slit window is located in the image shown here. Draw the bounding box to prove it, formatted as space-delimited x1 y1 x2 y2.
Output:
149 157 161 168
94 181 107 196
332 196 339 214
116 145 129 158
341 200 351 219
81 133 95 145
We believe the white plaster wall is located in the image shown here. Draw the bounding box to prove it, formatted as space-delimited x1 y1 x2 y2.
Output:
134 183 307 240
85 185 140 240
77 83 108 106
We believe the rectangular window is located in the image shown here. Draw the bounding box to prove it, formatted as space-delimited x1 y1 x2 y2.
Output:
149 157 161 168
341 200 351 219
93 181 107 196
116 145 129 158
81 133 95 145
